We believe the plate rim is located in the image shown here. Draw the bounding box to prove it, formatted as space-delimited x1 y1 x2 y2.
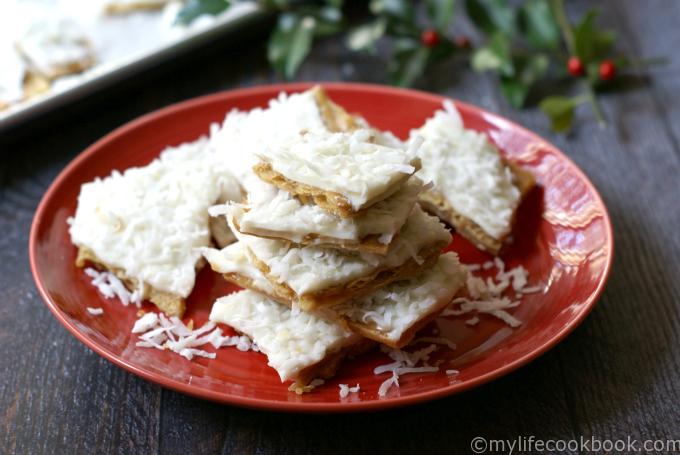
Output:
29 82 614 413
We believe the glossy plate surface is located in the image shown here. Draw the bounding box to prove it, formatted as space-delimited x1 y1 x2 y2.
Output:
29 83 613 412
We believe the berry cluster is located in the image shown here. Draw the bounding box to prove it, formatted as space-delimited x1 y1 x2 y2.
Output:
568 56 616 81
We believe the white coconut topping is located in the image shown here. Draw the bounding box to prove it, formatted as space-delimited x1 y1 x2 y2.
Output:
442 257 542 327
338 383 361 398
86 307 103 315
412 337 457 350
84 267 142 307
257 128 420 210
228 205 451 296
465 316 480 326
410 101 521 240
0 43 25 105
132 312 159 333
132 310 258 360
209 290 360 382
70 138 240 298
16 19 93 78
201 242 276 295
209 90 328 187
375 345 440 397
231 177 423 245
203 246 465 345
334 252 466 342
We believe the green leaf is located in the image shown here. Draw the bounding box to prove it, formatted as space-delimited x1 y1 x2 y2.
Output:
573 10 596 62
591 30 615 60
539 96 576 132
369 0 415 21
518 0 560 49
346 18 387 53
176 0 230 25
426 0 456 33
258 0 291 8
499 55 548 108
309 6 343 37
267 13 315 79
471 32 513 76
500 78 528 109
389 39 430 86
573 10 614 64
465 0 514 36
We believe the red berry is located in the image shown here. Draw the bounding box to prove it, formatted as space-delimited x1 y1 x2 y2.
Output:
455 35 471 49
421 29 440 48
567 56 584 76
599 59 616 80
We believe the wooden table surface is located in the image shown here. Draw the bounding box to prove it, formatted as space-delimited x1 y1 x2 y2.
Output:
2 1 679 453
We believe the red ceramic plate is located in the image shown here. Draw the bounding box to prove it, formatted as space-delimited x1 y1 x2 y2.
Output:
30 83 613 412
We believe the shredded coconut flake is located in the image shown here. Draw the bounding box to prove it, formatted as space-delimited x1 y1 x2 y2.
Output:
132 312 158 333
131 311 257 361
339 383 361 398
86 307 103 315
413 337 457 350
378 372 399 397
443 259 542 328
375 345 441 397
84 267 141 308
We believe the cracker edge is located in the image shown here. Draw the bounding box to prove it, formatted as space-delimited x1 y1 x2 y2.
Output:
246 241 447 311
76 246 187 317
231 213 394 255
344 263 468 348
419 161 536 256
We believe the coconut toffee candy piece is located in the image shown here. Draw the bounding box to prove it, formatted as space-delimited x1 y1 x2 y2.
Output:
411 101 535 255
253 127 422 219
15 19 95 81
103 0 170 15
203 244 467 349
214 177 424 255
333 252 467 348
69 138 240 317
209 289 371 392
216 204 451 311
209 85 403 193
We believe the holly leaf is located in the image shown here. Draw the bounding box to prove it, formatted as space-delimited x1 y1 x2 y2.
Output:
370 0 418 36
369 0 415 22
574 10 614 65
308 6 343 36
267 13 315 79
500 54 548 108
389 39 430 86
471 32 513 76
259 0 292 8
518 0 560 50
539 96 576 132
426 0 456 33
465 0 514 36
346 18 387 53
176 0 230 25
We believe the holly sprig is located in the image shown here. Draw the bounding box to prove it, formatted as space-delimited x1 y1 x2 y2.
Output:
176 0 664 133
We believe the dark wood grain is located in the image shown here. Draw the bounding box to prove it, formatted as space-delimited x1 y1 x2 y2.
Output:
1 1 679 454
